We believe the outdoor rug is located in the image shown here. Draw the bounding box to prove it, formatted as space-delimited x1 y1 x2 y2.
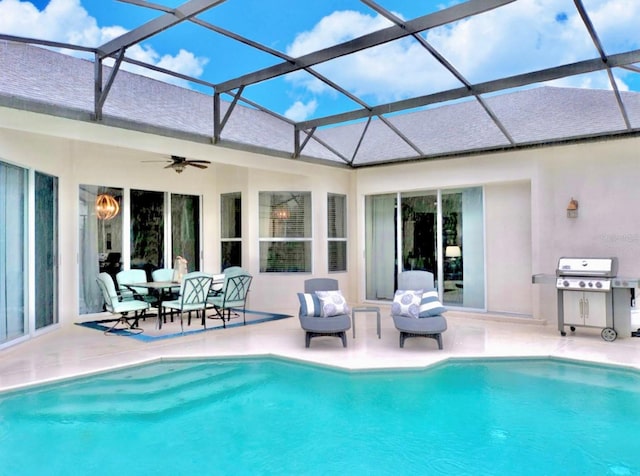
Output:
76 309 292 342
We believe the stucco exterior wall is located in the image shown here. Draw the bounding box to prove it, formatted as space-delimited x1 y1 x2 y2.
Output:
2 105 640 334
0 107 354 324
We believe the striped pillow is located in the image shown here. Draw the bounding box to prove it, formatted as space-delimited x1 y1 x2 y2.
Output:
419 290 446 317
297 293 322 317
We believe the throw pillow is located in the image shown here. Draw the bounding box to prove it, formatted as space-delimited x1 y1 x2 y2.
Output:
391 289 423 318
297 293 322 317
315 290 350 317
419 290 447 317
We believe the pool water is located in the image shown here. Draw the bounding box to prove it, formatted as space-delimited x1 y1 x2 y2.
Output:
0 357 639 475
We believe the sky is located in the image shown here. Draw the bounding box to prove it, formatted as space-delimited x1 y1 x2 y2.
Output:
1 0 639 122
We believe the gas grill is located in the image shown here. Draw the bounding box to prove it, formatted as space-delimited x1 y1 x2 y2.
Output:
556 257 617 292
555 257 636 341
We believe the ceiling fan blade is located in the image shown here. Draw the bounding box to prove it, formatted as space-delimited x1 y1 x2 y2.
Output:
164 163 176 169
188 163 209 169
142 160 172 163
186 160 211 164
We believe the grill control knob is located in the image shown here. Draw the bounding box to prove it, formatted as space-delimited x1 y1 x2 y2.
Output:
588 282 593 287
563 280 569 287
579 281 586 288
595 281 602 289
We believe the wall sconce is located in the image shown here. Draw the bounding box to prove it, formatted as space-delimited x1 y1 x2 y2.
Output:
96 194 120 220
566 197 579 219
445 245 461 259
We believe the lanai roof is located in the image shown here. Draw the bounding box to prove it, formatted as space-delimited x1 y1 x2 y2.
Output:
1 0 640 167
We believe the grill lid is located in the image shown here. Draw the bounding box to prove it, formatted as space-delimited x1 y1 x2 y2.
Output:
556 257 618 277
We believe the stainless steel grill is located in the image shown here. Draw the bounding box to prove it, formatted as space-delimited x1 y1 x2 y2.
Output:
556 257 616 341
555 257 618 292
532 258 636 341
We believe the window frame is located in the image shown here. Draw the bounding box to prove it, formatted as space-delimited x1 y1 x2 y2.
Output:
258 191 312 273
327 192 347 273
220 192 242 270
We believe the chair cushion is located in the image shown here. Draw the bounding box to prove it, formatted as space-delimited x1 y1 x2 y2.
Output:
315 290 350 317
391 289 423 318
298 293 322 317
419 290 447 317
299 314 351 332
110 299 150 314
163 299 206 312
393 313 447 333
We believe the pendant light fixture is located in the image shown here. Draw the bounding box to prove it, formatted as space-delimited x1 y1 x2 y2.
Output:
96 194 120 220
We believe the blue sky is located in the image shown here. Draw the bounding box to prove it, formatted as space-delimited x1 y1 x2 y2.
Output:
1 0 639 121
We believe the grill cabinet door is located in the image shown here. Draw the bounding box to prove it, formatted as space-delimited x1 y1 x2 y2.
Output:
563 291 585 326
563 291 609 328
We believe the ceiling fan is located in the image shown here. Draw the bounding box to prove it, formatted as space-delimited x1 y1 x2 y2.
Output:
145 155 211 173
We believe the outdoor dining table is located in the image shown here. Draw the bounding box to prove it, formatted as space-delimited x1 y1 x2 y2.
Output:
124 275 224 329
122 281 179 329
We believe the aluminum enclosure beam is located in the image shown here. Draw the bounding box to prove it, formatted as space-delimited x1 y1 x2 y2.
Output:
298 49 640 130
215 0 516 93
573 0 631 129
98 0 227 59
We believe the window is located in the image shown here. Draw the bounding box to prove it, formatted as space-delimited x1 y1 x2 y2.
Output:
259 192 311 273
328 193 347 272
221 192 242 270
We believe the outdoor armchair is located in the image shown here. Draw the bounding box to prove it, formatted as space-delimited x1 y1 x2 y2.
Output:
151 268 174 282
207 268 252 327
96 272 150 335
151 267 179 302
116 269 158 305
298 278 351 348
391 270 447 349
161 272 213 332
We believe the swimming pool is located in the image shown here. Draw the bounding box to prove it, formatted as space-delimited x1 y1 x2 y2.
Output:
0 357 638 475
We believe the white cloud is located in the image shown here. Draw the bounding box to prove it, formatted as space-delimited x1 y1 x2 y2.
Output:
0 0 208 85
283 0 640 114
284 99 318 121
286 10 394 58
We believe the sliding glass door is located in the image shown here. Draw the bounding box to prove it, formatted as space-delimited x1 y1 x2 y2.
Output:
365 193 397 300
79 185 124 314
35 172 59 330
171 193 200 273
79 187 201 314
131 189 164 280
0 162 27 344
365 187 485 309
401 191 438 275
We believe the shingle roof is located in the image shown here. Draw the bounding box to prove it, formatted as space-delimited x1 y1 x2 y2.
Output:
1 40 639 168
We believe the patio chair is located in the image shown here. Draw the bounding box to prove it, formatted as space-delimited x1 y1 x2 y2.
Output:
96 272 150 335
151 267 179 304
116 269 158 306
392 271 447 349
161 272 213 332
298 278 351 348
151 267 174 282
207 268 253 327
